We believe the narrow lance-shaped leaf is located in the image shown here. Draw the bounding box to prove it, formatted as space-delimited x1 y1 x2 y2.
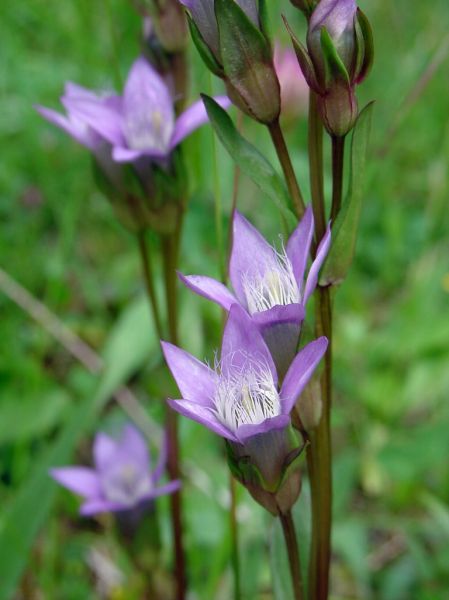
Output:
320 101 374 286
202 94 296 230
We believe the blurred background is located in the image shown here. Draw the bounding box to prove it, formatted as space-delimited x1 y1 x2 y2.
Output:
1 0 449 598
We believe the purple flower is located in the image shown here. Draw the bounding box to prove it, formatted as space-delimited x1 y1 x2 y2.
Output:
162 304 327 444
179 207 331 375
51 425 180 516
36 56 229 164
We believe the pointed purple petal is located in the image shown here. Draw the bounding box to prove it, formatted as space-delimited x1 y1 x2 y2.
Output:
168 399 238 442
236 414 290 443
303 223 331 305
35 106 97 150
50 467 101 499
122 57 174 156
112 145 144 162
170 96 231 149
62 92 124 146
93 432 117 471
179 273 237 311
162 341 218 407
286 205 314 292
221 304 277 384
280 337 328 414
118 425 150 470
229 211 278 306
310 0 357 38
80 499 124 516
251 304 305 330
149 480 181 499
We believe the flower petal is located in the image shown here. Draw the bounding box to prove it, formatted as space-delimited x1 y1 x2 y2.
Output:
93 432 117 471
236 414 290 443
118 424 150 470
79 499 123 516
50 467 101 499
62 92 124 147
161 341 217 406
280 337 328 414
309 0 357 39
168 399 238 442
303 223 331 305
229 211 278 306
221 304 277 384
149 480 182 499
35 106 98 150
170 96 231 149
122 57 174 155
180 0 220 57
286 205 314 292
178 273 237 311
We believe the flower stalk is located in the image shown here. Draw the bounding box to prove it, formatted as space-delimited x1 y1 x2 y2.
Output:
268 119 306 219
137 230 164 340
280 510 304 600
330 136 346 222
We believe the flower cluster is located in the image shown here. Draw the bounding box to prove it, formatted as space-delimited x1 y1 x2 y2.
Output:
164 212 330 514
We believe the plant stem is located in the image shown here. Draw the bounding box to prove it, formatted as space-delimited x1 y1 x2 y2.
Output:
230 475 242 600
308 93 326 243
280 511 304 600
307 91 333 600
162 215 187 600
268 118 306 219
136 231 164 340
330 136 346 222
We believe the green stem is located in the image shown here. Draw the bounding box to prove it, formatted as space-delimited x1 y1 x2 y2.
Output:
230 475 242 600
330 136 346 222
161 215 187 600
308 93 326 243
268 119 306 219
307 91 333 600
136 231 164 340
280 511 304 600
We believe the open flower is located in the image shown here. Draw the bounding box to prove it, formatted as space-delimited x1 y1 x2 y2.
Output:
51 425 180 516
163 304 326 513
162 304 327 443
36 56 229 164
179 207 330 375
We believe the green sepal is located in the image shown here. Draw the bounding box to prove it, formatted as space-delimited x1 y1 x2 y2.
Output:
215 0 271 76
257 0 271 46
355 8 374 83
319 101 374 287
283 16 319 92
186 13 224 77
202 94 296 231
320 26 350 88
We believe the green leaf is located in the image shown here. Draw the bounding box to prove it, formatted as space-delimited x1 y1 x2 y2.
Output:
320 101 374 286
0 296 158 599
202 94 296 230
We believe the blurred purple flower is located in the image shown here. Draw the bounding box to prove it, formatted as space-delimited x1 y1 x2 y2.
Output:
51 425 180 516
162 304 327 443
274 44 309 121
36 56 229 164
179 207 330 374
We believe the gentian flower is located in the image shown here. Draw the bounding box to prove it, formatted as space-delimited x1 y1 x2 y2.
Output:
181 0 281 124
179 207 331 376
162 304 327 513
37 57 229 164
51 424 180 516
287 0 374 136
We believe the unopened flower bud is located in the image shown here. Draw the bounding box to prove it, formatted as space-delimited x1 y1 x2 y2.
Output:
182 0 281 124
226 425 305 515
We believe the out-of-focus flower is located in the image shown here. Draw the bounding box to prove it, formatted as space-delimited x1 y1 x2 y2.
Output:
179 207 330 375
274 44 309 122
162 305 327 513
287 0 373 136
181 0 280 124
51 425 180 516
37 57 229 164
